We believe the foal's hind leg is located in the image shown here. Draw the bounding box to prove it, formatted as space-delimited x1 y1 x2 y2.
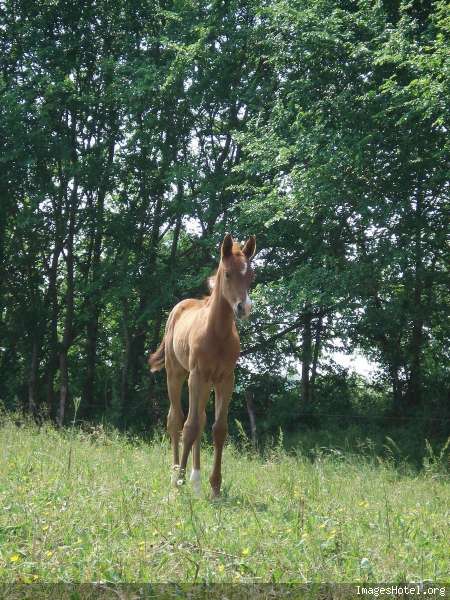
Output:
166 368 186 485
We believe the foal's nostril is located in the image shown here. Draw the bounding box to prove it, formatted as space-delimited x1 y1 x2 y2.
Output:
237 302 244 315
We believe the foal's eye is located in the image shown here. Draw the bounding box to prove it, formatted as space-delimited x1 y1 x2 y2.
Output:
225 272 230 279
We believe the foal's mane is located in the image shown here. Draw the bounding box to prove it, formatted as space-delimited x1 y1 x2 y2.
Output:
207 270 218 293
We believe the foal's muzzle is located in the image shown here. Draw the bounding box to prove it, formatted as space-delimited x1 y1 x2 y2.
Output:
235 297 252 319
236 303 245 319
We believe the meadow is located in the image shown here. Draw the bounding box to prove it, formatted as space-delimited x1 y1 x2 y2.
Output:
0 414 448 587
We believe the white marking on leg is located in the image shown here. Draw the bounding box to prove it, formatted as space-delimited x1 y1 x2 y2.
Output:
190 468 201 495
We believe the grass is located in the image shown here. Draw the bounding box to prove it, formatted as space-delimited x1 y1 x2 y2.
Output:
0 414 448 584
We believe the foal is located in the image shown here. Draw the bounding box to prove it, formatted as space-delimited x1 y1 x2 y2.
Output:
149 234 256 497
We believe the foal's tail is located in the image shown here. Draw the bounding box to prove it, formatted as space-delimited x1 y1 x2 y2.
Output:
149 337 166 372
149 308 178 372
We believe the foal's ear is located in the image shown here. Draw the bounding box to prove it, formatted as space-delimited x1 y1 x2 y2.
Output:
242 235 256 260
221 233 233 258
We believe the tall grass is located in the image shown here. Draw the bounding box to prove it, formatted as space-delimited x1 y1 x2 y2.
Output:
0 414 448 583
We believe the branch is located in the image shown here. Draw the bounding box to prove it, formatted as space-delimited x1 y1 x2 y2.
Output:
240 318 304 357
240 307 332 358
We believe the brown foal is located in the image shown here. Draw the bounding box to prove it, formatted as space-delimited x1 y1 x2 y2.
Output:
149 234 256 497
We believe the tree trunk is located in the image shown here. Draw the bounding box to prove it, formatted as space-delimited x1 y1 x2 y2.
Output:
0 196 9 313
120 300 132 416
245 389 257 448
58 350 69 426
83 131 116 415
301 310 312 406
84 316 100 414
310 315 323 400
170 213 182 269
130 188 164 397
57 182 77 426
407 321 423 407
390 363 403 415
45 208 64 412
406 188 424 408
28 337 39 415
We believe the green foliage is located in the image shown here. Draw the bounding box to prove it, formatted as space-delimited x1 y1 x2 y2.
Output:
0 0 448 439
235 0 449 416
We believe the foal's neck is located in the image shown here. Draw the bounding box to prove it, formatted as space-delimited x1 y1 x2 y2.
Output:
207 269 234 338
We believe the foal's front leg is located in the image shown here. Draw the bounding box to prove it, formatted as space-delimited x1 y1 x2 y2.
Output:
177 369 210 487
210 375 234 498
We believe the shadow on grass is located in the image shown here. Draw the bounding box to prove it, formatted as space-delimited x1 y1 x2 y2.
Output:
211 486 269 513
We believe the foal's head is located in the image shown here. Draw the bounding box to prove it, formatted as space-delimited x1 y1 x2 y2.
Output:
214 234 256 319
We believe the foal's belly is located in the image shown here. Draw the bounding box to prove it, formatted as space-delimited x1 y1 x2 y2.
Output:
172 308 239 381
171 306 204 371
172 326 191 372
189 331 240 383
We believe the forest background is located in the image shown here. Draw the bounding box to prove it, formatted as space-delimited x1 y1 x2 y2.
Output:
1 0 449 459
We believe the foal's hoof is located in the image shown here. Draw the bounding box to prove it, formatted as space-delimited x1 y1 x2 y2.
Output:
171 465 185 488
209 476 222 499
210 488 221 500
